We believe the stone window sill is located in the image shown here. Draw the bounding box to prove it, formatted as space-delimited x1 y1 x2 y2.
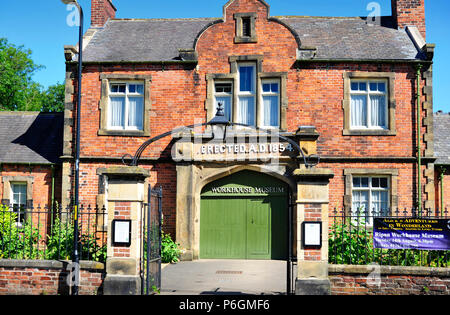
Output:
234 36 258 44
98 129 149 137
343 129 396 136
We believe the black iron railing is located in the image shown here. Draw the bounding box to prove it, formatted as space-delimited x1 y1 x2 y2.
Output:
0 204 107 262
329 207 449 267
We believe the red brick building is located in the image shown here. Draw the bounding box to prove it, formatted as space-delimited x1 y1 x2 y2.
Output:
60 0 437 261
0 112 63 214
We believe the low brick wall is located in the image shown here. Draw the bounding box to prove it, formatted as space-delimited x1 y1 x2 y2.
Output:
0 260 105 295
329 265 450 295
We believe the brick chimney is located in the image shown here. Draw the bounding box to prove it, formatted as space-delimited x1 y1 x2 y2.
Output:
91 0 117 28
391 0 426 39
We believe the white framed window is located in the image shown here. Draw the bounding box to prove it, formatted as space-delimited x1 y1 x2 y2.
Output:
108 82 144 131
350 80 388 130
237 63 256 126
214 82 233 122
10 182 27 223
208 58 286 130
261 79 280 128
352 176 390 224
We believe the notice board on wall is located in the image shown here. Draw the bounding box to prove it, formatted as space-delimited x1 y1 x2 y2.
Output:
373 218 450 251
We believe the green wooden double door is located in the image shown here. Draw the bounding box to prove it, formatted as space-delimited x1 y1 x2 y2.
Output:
200 171 288 260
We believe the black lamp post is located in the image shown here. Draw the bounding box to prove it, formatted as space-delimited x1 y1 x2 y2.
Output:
208 103 230 140
208 102 229 126
61 0 83 296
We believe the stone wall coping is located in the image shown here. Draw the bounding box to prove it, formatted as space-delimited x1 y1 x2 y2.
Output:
96 166 150 177
329 264 450 277
294 168 335 179
0 260 105 271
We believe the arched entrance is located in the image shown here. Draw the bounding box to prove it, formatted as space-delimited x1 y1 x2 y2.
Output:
200 170 289 260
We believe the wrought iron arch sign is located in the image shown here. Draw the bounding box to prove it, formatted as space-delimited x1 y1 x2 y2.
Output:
122 103 319 168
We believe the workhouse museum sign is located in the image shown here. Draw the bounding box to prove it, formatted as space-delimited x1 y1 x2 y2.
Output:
209 185 286 194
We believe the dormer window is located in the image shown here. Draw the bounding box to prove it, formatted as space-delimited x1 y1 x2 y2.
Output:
234 13 257 43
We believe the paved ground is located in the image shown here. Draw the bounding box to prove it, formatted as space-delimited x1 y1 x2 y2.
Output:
161 260 292 295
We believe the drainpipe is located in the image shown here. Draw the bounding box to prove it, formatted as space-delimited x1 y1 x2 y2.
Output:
51 165 55 211
440 167 446 217
416 64 423 216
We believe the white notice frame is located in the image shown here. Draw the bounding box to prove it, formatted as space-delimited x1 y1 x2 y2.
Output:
112 220 132 247
302 222 322 248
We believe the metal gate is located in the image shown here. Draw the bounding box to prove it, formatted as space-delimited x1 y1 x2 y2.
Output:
141 186 163 295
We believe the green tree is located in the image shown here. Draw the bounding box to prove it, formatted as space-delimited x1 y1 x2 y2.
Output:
40 83 65 112
0 38 43 111
0 38 65 112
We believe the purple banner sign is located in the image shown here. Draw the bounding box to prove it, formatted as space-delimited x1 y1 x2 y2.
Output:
374 218 450 251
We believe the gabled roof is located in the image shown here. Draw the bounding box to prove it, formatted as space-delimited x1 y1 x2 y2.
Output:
277 16 423 61
0 112 63 165
82 18 216 63
434 111 450 165
79 15 425 63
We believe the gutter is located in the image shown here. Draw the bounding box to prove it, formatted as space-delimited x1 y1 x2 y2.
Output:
0 162 58 166
295 58 432 65
69 59 432 66
65 60 198 66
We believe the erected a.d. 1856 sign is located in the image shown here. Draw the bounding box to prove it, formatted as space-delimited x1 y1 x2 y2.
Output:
196 141 296 162
200 142 294 155
373 218 450 251
174 138 297 163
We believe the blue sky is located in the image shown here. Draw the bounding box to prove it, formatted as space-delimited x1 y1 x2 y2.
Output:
0 0 448 112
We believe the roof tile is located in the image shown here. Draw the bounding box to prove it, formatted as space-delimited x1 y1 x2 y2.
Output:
434 112 450 165
81 16 423 63
0 112 63 164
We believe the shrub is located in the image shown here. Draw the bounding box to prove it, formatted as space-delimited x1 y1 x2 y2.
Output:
0 205 41 259
161 231 181 264
0 206 106 263
44 217 74 260
45 217 107 263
